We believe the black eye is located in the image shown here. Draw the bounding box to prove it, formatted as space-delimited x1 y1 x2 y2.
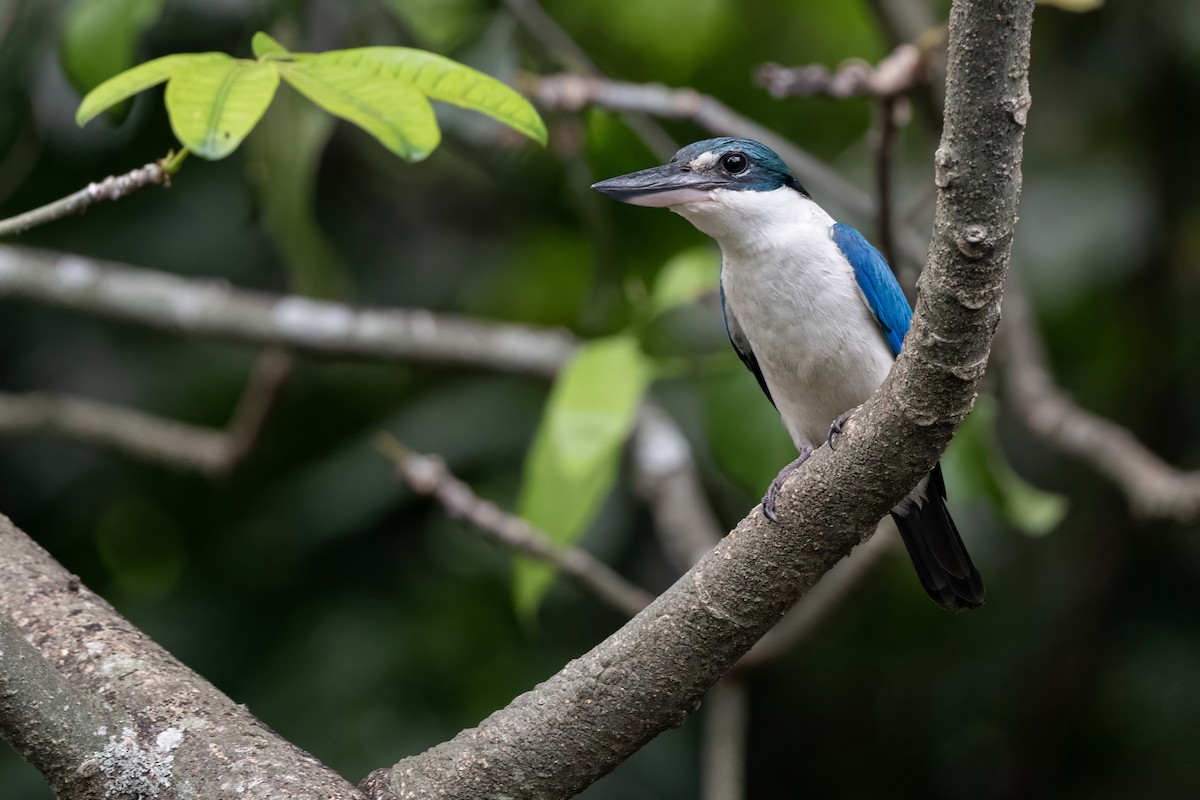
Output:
722 152 748 174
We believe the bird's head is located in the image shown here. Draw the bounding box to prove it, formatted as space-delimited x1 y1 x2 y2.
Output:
592 137 809 239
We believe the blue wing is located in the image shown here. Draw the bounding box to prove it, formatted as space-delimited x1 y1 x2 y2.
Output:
720 279 775 408
831 223 911 358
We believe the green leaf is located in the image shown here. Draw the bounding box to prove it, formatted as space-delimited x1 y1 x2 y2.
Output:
651 245 721 316
61 0 165 97
514 336 652 617
942 396 1069 537
294 47 547 145
252 32 290 59
76 53 204 126
164 56 281 159
278 58 440 161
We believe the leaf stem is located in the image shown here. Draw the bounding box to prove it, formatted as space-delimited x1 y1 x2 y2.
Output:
161 147 190 174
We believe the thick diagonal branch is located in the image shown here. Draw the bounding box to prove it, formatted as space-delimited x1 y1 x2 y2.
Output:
0 515 365 799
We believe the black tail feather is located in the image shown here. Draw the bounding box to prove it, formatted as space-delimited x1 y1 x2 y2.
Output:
890 464 985 611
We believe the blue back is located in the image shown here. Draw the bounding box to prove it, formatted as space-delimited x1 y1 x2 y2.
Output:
832 223 911 357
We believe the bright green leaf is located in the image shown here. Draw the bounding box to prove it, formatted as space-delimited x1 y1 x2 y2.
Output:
278 58 440 161
294 47 547 145
252 32 290 59
61 0 165 97
652 246 721 316
1036 0 1103 11
164 56 280 159
514 336 652 617
76 53 206 126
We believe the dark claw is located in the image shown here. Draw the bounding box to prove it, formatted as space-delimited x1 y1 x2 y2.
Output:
827 411 853 451
761 447 813 524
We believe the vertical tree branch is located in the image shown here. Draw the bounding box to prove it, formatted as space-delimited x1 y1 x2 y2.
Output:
874 95 902 272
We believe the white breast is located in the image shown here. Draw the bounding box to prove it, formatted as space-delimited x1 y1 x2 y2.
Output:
675 187 895 451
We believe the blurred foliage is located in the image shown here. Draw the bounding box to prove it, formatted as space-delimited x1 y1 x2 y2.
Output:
60 0 165 97
515 335 649 617
944 397 1069 537
2 0 1200 799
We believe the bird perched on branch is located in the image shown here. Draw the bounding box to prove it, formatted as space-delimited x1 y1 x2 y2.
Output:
593 137 983 610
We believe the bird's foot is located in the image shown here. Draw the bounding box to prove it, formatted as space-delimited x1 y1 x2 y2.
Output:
827 410 854 451
762 447 814 524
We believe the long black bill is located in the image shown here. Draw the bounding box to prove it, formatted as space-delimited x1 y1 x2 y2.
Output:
591 165 717 207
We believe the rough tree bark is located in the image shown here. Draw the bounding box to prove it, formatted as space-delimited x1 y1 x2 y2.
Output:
0 516 365 799
0 0 1034 797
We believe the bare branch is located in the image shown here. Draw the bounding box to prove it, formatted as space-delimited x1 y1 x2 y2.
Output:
0 515 365 799
757 42 928 99
376 435 654 617
0 390 233 473
0 160 167 239
0 348 291 476
873 95 906 274
1003 283 1200 521
0 245 576 376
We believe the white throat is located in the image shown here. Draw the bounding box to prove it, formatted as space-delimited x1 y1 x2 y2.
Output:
671 186 834 254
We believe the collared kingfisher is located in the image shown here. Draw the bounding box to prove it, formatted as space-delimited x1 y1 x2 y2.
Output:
593 137 984 610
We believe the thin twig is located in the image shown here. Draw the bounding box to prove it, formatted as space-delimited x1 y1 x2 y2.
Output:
1003 281 1200 522
0 160 167 238
375 433 654 617
0 391 232 473
224 348 294 465
0 349 291 476
756 43 927 99
874 95 903 274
